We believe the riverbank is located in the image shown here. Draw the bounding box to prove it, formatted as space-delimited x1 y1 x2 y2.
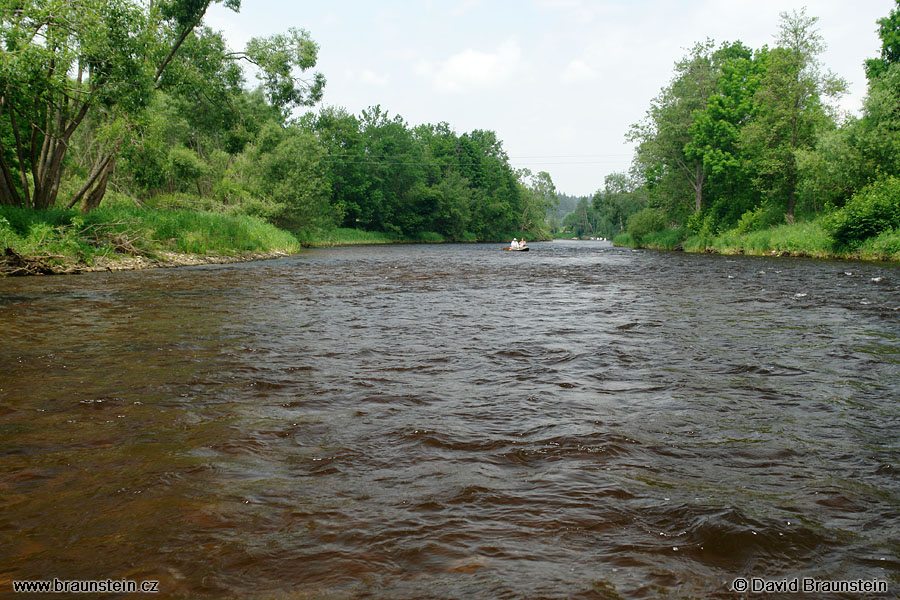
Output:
1 205 302 276
613 219 900 262
0 205 532 276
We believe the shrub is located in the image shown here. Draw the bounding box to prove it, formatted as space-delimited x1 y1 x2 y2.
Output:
735 202 782 234
613 232 634 246
685 210 717 237
826 176 900 248
626 207 667 245
643 226 686 249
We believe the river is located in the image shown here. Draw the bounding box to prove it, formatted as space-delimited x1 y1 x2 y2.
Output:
1 240 899 599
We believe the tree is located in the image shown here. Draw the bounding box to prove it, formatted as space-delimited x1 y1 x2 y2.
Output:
865 0 900 81
517 169 557 237
0 0 153 209
590 172 647 238
629 40 720 217
684 42 763 226
252 123 335 231
306 106 370 228
0 0 325 212
740 9 846 222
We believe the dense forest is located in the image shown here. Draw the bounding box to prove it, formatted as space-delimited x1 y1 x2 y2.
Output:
611 5 900 258
0 0 557 249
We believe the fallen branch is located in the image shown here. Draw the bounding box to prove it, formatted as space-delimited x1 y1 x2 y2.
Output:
1 247 57 276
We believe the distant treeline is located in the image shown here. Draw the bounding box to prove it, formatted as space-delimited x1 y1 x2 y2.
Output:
0 1 556 242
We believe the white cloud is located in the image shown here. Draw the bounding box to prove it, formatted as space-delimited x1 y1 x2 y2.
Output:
361 69 389 86
416 40 524 93
533 0 601 25
450 0 483 17
560 59 596 84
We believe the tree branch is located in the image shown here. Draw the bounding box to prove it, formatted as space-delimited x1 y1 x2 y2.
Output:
154 5 209 86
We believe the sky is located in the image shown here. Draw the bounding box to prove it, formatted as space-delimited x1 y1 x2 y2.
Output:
206 0 894 197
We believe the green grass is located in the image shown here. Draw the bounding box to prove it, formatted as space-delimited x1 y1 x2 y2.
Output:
853 228 900 261
1 205 301 268
613 232 634 246
641 227 687 250
300 228 473 247
694 219 835 258
613 217 899 262
299 227 404 247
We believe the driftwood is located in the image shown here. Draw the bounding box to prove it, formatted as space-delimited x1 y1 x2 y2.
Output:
77 221 147 255
1 247 57 276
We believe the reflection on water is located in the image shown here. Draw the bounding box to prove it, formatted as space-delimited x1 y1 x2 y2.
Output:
1 241 899 598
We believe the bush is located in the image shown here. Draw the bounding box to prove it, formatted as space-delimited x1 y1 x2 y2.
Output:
854 228 900 260
613 232 635 246
685 210 717 237
626 207 667 245
735 202 782 234
826 176 900 248
643 227 686 249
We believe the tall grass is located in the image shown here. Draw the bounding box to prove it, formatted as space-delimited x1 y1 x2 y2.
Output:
641 227 686 250
1 205 301 266
852 228 900 261
300 228 404 247
299 228 456 247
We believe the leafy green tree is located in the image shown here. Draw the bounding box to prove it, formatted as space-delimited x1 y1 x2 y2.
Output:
458 129 520 238
629 40 721 218
356 105 424 235
0 0 154 209
305 106 370 228
252 124 335 232
627 207 667 245
740 9 846 222
0 0 325 212
685 42 762 227
590 172 647 238
431 171 471 239
517 169 557 237
168 145 209 195
562 197 598 237
865 0 900 80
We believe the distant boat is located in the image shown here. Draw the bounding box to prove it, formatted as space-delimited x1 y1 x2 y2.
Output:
502 246 530 251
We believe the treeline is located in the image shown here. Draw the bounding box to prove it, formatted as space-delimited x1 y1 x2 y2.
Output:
553 173 647 239
619 5 900 256
0 0 556 243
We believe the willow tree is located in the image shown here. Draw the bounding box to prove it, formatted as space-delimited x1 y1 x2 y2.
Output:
0 0 324 211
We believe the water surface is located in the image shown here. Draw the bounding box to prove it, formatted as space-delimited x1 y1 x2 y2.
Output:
1 241 899 598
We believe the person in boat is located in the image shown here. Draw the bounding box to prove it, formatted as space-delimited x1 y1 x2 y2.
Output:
519 237 527 248
510 238 519 249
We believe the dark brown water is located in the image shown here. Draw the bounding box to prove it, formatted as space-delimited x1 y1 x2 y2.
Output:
1 241 899 599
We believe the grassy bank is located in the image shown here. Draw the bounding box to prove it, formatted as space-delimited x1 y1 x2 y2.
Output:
1 192 548 276
298 228 459 247
1 204 302 275
614 218 900 261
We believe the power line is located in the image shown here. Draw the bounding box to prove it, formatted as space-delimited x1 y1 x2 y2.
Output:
319 155 631 167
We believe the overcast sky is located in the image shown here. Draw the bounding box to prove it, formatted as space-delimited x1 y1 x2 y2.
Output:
206 0 894 196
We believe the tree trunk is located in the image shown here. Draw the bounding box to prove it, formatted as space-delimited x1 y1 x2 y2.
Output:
786 157 796 224
81 156 116 213
693 162 705 213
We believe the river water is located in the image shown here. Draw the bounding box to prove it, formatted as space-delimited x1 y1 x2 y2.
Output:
1 240 899 599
